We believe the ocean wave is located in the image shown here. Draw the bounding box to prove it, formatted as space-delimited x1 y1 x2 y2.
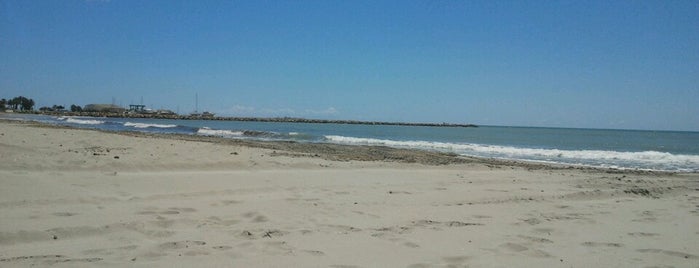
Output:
124 122 177 128
64 117 105 125
196 127 244 137
280 132 316 141
324 135 699 172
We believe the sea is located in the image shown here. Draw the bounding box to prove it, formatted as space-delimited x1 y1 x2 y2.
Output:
3 113 698 173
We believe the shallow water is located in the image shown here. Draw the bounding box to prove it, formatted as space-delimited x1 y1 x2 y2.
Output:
4 113 698 172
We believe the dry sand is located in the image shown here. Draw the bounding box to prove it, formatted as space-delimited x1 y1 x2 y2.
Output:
1 120 698 267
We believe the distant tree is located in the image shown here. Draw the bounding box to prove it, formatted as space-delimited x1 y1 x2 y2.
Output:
11 97 21 110
70 104 83 112
52 105 65 111
21 97 34 111
7 96 35 111
39 106 52 112
0 98 6 110
8 98 18 110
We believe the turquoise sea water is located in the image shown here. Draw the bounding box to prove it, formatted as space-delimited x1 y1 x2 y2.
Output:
4 114 698 172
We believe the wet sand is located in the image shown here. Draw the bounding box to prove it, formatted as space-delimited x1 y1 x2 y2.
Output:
1 120 698 267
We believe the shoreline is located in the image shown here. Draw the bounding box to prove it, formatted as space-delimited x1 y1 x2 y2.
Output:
1 119 698 267
2 118 680 175
15 111 479 128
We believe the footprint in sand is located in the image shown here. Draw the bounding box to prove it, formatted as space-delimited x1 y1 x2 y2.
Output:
628 232 660 237
159 210 180 215
158 240 207 250
261 229 286 238
136 207 197 216
238 230 256 239
525 218 543 225
253 215 268 222
197 216 239 227
442 255 470 264
103 221 174 238
532 227 555 235
324 224 363 234
403 242 420 248
445 221 483 227
496 242 553 258
151 241 211 257
52 212 77 217
581 241 624 248
242 212 269 222
303 250 325 256
182 250 210 256
407 264 431 268
637 249 698 259
517 235 553 244
151 218 175 228
500 242 528 252
237 229 287 240
0 255 102 265
220 200 242 205
260 241 295 255
82 245 138 255
168 207 197 213
632 210 659 223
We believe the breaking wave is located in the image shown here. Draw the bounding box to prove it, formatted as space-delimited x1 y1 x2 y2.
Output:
196 127 284 139
63 117 105 125
197 127 244 137
123 122 177 128
324 135 699 172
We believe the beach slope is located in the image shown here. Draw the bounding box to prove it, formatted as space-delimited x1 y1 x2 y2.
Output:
1 121 697 267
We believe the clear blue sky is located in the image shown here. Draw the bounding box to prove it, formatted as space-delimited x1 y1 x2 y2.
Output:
1 0 698 131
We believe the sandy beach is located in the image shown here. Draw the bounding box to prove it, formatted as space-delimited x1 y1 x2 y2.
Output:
1 120 697 267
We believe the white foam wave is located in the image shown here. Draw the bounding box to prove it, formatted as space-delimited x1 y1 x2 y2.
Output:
197 127 244 137
65 118 104 125
324 135 699 172
124 122 177 128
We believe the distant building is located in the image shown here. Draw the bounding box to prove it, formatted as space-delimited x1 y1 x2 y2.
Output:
129 104 146 113
83 104 126 113
157 109 176 115
190 111 215 118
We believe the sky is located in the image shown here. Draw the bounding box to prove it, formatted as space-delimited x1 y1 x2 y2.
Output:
1 0 698 131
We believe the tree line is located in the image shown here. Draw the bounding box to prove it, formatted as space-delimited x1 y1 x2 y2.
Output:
0 96 35 111
0 96 83 112
38 104 83 112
